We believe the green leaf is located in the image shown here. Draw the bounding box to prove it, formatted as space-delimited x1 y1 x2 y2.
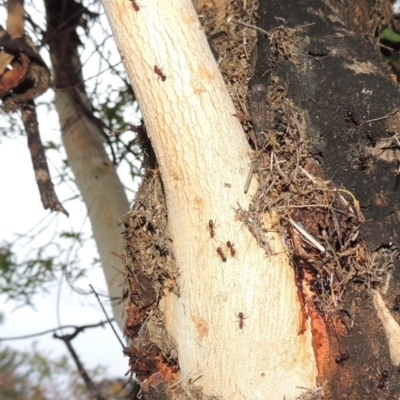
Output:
381 27 400 43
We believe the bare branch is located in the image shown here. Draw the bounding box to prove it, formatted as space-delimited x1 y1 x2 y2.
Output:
21 101 69 216
54 328 105 400
90 284 125 349
0 320 110 341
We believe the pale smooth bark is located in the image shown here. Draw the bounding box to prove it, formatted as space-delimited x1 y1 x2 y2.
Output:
44 0 130 332
102 0 317 397
53 64 130 333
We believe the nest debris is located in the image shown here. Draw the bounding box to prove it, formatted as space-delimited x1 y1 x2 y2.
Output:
121 122 179 387
236 24 399 327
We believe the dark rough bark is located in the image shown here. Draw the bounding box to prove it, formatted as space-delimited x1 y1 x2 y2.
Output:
0 7 65 215
261 0 400 251
22 100 68 215
250 0 400 398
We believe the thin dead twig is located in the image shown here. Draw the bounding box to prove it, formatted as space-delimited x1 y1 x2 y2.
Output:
287 217 326 253
89 284 125 349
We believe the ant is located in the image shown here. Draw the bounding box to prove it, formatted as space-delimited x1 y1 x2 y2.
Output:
366 131 377 148
128 0 140 11
335 351 349 366
232 110 251 122
216 247 227 262
310 277 330 295
154 65 166 81
358 151 370 171
226 241 236 258
393 295 400 312
208 220 215 239
295 263 305 290
378 370 389 389
237 312 248 330
346 110 360 126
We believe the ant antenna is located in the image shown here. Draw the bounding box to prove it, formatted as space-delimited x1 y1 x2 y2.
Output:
89 284 125 349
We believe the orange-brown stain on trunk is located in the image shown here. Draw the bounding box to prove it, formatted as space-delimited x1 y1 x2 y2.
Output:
192 316 209 337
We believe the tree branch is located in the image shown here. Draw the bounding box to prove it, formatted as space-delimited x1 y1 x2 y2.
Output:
53 329 106 400
0 320 110 341
21 101 69 216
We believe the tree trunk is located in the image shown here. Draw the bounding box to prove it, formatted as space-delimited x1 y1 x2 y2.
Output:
102 0 318 398
254 0 400 399
44 0 130 332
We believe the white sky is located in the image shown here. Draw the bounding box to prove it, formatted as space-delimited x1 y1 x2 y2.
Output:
0 1 141 383
0 135 133 379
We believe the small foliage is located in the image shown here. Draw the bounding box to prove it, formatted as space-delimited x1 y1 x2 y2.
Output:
0 243 86 307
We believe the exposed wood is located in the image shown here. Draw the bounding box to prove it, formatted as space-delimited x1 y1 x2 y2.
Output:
6 0 24 38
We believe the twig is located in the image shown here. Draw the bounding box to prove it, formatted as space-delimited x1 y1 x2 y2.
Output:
54 329 105 400
362 108 399 125
298 165 317 182
0 320 110 341
170 373 203 389
258 177 276 200
244 162 255 193
272 151 288 181
21 101 68 215
335 189 365 223
89 284 125 349
275 203 356 220
287 218 326 253
292 147 300 183
227 16 270 37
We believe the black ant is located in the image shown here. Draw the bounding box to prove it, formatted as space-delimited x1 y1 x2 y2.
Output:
335 351 349 366
346 110 360 126
310 277 330 295
358 151 370 171
378 370 389 389
295 264 304 291
226 241 236 258
393 295 400 312
216 247 227 262
237 312 248 330
366 131 377 147
154 65 166 81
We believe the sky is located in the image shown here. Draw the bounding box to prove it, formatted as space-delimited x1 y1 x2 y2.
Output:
0 132 134 380
0 0 141 384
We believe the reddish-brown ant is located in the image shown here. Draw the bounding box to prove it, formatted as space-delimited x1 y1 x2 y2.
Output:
154 65 166 81
208 220 215 239
378 370 389 389
237 312 248 330
216 247 227 262
226 241 236 258
129 0 140 11
232 110 251 122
